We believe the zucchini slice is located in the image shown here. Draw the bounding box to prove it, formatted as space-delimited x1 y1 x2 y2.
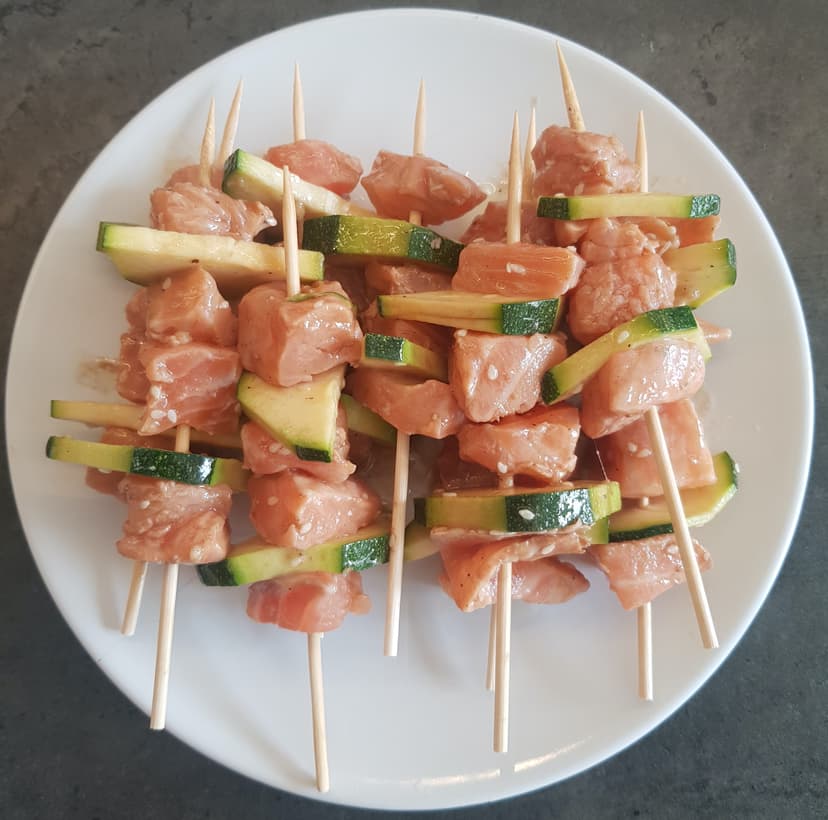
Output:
536 193 720 220
665 239 737 308
46 436 248 490
96 223 323 297
301 215 463 271
542 306 711 404
608 451 738 541
340 394 396 446
222 149 370 218
237 368 343 462
360 333 448 381
50 400 242 450
198 518 392 586
377 290 563 335
414 481 621 532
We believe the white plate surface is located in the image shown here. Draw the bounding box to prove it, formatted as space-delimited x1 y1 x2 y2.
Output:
6 9 813 811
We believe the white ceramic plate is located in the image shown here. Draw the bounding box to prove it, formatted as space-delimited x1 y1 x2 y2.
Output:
7 9 813 811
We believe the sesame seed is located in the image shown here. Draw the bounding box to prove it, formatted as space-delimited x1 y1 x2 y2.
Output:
487 364 499 380
639 448 652 458
167 409 177 423
456 329 467 337
616 330 630 344
150 409 165 420
161 277 172 290
290 555 303 567
268 443 280 454
518 508 536 521
149 386 161 399
190 546 204 561
266 496 277 506
299 521 313 535
627 442 638 454
496 461 508 474
505 262 526 274
430 237 442 250
540 543 558 555
639 497 650 508
138 500 151 509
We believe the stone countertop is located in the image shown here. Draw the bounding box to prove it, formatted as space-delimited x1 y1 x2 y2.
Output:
1 2 825 818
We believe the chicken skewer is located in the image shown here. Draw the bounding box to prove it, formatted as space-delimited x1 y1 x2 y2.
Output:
279 163 331 792
486 102 537 692
491 112 524 753
383 79 426 657
121 86 244 640
283 69 330 793
634 112 654 700
556 44 718 651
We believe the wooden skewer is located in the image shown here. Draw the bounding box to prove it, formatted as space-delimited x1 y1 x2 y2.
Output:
487 105 537 692
121 96 221 636
635 112 654 700
383 79 426 657
198 98 216 188
293 64 307 142
492 113 522 754
556 47 718 650
149 423 190 729
217 79 244 167
282 165 330 791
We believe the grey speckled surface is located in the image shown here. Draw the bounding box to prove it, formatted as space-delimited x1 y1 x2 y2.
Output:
1 1 825 818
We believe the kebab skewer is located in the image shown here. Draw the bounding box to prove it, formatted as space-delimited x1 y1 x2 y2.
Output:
554 44 718 652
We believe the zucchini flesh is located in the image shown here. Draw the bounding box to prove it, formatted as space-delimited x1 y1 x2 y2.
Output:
96 222 323 297
340 394 396 446
665 239 737 308
414 482 621 532
222 149 370 218
377 290 562 335
301 215 463 271
360 333 448 381
608 452 738 541
198 519 391 586
46 436 248 490
542 306 711 404
236 368 343 462
536 193 720 220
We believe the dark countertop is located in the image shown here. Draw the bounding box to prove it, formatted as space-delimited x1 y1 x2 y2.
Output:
2 2 825 818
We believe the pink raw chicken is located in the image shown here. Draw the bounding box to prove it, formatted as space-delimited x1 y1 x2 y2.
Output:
116 475 232 564
361 150 486 225
460 200 558 246
85 427 171 497
127 266 237 347
579 218 678 264
247 571 370 632
580 339 706 439
238 280 362 387
449 330 567 423
264 139 363 196
138 343 241 435
347 369 464 439
439 533 590 612
150 181 276 241
597 399 716 498
241 410 355 484
364 261 453 297
435 437 497 491
568 254 677 345
590 533 712 610
531 125 640 196
116 333 151 403
451 241 584 299
665 215 720 247
361 301 451 356
247 471 380 549
325 265 372 312
457 403 580 482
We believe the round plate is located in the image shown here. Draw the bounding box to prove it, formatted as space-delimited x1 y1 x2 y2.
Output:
6 9 813 811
